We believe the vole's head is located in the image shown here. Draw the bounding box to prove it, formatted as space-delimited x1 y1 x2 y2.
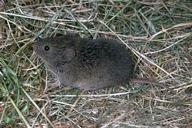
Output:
33 33 81 67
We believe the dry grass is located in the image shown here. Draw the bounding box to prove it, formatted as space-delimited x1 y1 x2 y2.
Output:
0 0 192 128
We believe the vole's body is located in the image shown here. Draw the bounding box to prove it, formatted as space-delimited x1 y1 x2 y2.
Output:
33 34 138 90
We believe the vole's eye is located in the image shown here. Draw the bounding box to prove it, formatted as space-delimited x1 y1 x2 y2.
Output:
44 45 50 51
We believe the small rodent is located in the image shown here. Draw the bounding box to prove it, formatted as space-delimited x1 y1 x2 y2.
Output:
33 33 157 90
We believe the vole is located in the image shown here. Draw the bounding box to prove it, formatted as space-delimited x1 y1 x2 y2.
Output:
33 33 160 90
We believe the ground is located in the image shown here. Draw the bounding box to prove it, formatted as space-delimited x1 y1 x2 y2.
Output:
0 0 192 128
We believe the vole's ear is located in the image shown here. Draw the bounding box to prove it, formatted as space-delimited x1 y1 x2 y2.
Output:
63 48 76 62
66 32 81 46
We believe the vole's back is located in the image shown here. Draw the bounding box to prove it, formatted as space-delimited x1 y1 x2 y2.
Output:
59 38 136 90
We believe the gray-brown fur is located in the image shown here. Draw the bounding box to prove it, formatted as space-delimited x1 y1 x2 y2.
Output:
33 33 136 90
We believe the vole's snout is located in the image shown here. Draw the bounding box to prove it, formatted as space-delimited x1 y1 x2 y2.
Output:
32 41 37 51
32 37 43 47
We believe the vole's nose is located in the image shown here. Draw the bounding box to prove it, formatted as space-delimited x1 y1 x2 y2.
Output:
32 41 39 52
32 41 36 48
